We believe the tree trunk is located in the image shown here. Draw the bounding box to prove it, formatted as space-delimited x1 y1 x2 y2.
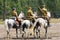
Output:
3 0 7 20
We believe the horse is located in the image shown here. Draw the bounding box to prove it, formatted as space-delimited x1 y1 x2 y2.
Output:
32 11 51 38
4 11 25 38
33 18 48 38
21 20 31 37
20 12 38 38
4 19 19 38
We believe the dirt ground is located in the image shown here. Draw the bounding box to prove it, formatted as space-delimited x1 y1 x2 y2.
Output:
0 23 60 40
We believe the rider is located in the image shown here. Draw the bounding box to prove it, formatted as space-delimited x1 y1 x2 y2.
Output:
11 7 19 26
40 5 50 26
27 7 34 21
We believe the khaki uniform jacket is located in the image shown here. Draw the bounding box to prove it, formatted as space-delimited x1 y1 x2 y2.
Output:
41 8 47 17
12 11 18 18
27 9 33 19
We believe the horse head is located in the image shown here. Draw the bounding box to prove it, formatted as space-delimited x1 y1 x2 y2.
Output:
18 11 24 19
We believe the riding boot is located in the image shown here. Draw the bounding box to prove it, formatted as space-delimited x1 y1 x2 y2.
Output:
47 21 50 27
46 17 50 27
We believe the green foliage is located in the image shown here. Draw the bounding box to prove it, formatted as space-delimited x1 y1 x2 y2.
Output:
0 0 60 19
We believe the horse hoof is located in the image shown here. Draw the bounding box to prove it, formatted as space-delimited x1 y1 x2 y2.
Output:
34 36 37 38
38 36 40 38
22 35 24 38
16 36 18 38
30 33 32 36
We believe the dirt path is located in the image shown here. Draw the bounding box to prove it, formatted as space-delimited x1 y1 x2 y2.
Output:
0 23 60 40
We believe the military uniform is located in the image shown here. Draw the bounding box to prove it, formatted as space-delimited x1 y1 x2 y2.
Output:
40 5 50 26
41 7 47 19
12 10 18 18
11 8 19 22
27 7 34 21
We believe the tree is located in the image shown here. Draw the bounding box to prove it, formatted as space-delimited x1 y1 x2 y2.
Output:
0 0 60 18
3 0 7 20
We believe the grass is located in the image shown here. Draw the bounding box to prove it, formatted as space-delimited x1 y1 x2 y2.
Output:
50 18 60 23
0 19 4 24
0 18 60 24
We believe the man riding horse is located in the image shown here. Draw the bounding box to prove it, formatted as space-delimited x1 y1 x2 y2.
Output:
39 5 50 26
27 7 35 24
11 7 21 27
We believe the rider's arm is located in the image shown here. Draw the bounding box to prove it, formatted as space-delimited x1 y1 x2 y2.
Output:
39 8 47 16
30 11 34 16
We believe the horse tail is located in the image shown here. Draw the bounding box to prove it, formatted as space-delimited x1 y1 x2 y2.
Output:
22 23 27 31
4 19 9 31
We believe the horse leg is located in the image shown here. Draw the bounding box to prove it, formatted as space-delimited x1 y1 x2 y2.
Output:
16 27 18 38
20 27 22 34
47 18 50 27
7 27 10 38
34 28 36 38
34 26 37 38
33 26 38 38
38 29 40 38
36 27 40 38
22 27 25 38
45 27 48 38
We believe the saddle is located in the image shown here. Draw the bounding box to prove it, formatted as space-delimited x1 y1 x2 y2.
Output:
10 17 16 20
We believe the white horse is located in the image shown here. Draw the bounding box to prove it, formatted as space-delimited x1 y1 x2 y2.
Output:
32 11 51 38
33 18 48 38
21 20 31 37
18 11 24 19
20 12 38 37
4 19 19 38
4 11 25 38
